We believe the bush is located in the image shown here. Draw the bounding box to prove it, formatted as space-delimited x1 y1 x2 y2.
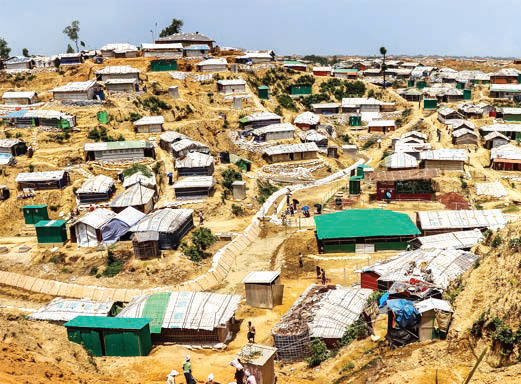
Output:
123 164 151 178
276 94 297 111
306 339 329 367
102 248 125 277
87 127 101 141
274 106 282 116
152 162 161 175
5 131 12 139
221 169 242 190
231 204 244 216
191 227 217 251
257 180 278 204
362 139 377 150
129 112 142 122
344 80 366 97
491 235 502 248
295 74 315 85
339 319 370 347
141 95 171 113
89 266 98 276
367 89 375 98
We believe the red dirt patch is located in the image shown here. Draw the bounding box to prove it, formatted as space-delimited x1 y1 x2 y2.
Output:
438 192 470 210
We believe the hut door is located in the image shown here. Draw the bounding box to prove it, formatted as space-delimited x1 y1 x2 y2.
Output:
273 285 284 306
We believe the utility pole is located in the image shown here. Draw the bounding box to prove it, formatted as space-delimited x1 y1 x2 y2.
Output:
150 30 154 43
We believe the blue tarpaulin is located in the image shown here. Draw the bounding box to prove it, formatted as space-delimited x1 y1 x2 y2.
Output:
387 299 420 329
379 292 389 308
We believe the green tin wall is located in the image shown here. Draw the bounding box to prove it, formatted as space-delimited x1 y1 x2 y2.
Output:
504 114 521 122
324 243 355 253
349 180 360 195
258 87 269 99
23 206 49 225
290 85 312 95
35 225 68 244
151 60 178 72
67 328 103 357
424 99 437 109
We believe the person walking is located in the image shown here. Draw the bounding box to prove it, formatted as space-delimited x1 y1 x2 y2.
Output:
321 268 326 285
247 321 256 343
183 355 195 384
316 266 321 281
199 210 204 226
298 252 303 268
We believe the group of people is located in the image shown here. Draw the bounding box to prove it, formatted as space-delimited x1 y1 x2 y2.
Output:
166 355 257 384
316 266 327 285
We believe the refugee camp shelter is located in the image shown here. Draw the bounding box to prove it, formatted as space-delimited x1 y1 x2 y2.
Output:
133 116 164 133
263 142 318 163
333 68 358 79
101 206 146 245
416 209 506 236
452 128 478 145
414 298 453 341
130 208 193 249
16 170 69 190
237 344 277 384
173 176 215 199
232 180 247 200
272 285 374 359
183 44 211 58
29 298 116 325
1 109 76 129
370 169 439 201
298 130 328 147
105 78 138 93
170 139 210 158
94 66 140 81
132 232 160 260
141 43 183 59
243 271 283 309
117 291 241 344
4 57 35 70
156 32 215 49
34 220 68 245
311 103 340 115
159 131 189 153
239 112 282 129
312 66 331 76
216 79 246 94
420 149 467 172
175 152 215 176
23 204 49 224
122 171 156 189
315 209 420 253
411 229 483 250
384 152 418 170
52 80 101 101
76 175 115 204
59 53 84 66
70 208 116 247
484 132 509 149
258 85 269 99
100 43 138 58
491 144 521 170
0 139 28 156
2 91 39 105
294 112 320 130
196 58 227 72
65 316 152 357
84 140 155 161
368 120 396 133
283 60 307 71
252 123 296 142
111 183 156 214
360 247 479 291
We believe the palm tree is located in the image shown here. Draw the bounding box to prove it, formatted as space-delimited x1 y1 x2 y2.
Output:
380 46 387 89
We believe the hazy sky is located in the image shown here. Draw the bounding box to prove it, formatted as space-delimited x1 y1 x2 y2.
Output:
1 0 520 57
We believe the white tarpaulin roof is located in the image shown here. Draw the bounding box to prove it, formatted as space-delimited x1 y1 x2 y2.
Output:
122 171 156 189
94 65 140 74
113 206 146 227
264 142 318 156
111 183 155 208
175 152 214 168
76 175 114 194
475 182 507 197
29 298 114 322
415 229 483 250
414 298 453 313
16 170 65 183
384 152 418 169
133 116 164 126
243 271 280 284
2 91 37 99
417 209 506 231
76 208 116 229
294 112 320 125
130 208 193 233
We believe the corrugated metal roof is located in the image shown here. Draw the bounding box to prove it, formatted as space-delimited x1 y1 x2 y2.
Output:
111 183 155 208
368 119 395 127
76 175 114 194
175 152 214 168
133 116 164 126
0 139 23 148
243 271 280 284
484 131 509 141
294 112 320 125
2 109 73 120
217 79 245 86
105 78 138 85
16 170 65 183
311 103 340 109
157 32 215 43
252 123 296 135
243 111 281 122
77 208 116 229
130 208 193 233
5 57 33 64
481 124 521 133
452 128 477 138
53 80 98 92
417 209 506 231
171 138 209 153
100 43 138 52
141 43 183 50
491 143 521 161
416 229 483 250
499 107 521 115
420 149 467 161
160 131 188 143
414 298 453 313
2 91 37 99
65 316 149 330
173 176 214 189
34 220 66 228
94 65 140 75
402 131 427 141
84 140 149 151
118 291 240 331
490 84 521 92
341 97 384 107
196 58 227 66
315 209 420 240
123 171 156 189
264 142 318 156
29 298 114 322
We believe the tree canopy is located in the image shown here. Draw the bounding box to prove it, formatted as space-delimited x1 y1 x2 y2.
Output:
0 38 11 60
159 18 184 38
22 48 29 57
63 20 81 52
66 44 75 54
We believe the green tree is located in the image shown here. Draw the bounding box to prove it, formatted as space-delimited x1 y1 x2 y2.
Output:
0 38 11 60
66 44 75 54
159 19 184 38
191 227 217 251
380 46 387 89
63 20 81 52
22 48 29 57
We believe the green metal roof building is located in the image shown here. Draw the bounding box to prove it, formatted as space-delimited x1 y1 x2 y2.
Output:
258 86 269 100
23 205 49 225
64 316 152 357
314 209 420 253
34 220 68 244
